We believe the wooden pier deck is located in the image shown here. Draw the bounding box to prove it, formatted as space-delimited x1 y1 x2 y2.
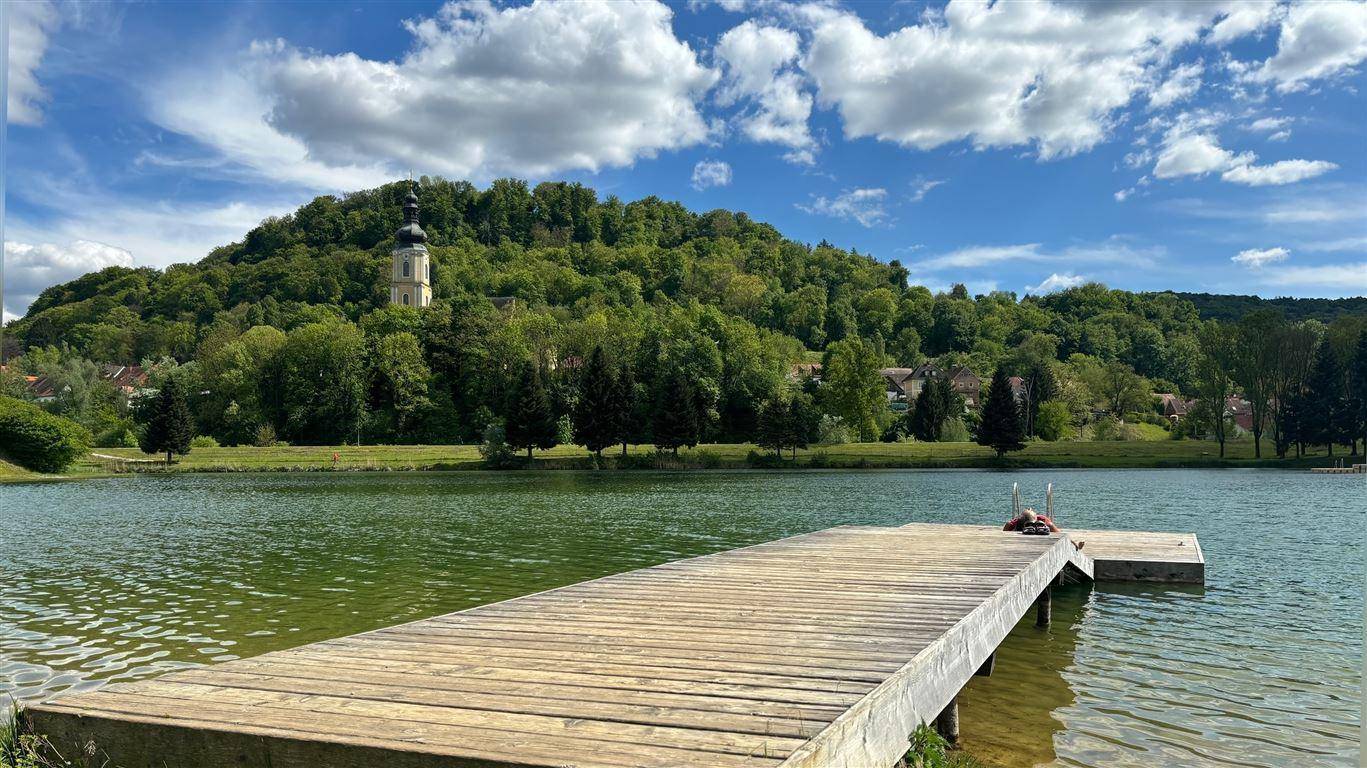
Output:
27 523 1201 768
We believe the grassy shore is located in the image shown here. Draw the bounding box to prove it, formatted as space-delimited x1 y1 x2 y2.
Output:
66 437 1351 475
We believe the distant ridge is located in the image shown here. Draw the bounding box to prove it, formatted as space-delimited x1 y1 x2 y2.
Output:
1152 292 1367 323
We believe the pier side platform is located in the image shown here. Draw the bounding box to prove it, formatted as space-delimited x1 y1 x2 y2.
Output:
27 523 1200 768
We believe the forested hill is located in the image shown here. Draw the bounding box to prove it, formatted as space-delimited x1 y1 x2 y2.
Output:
1160 292 1367 323
6 177 1363 406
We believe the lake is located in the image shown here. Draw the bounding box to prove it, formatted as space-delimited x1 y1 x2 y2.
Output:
0 469 1361 767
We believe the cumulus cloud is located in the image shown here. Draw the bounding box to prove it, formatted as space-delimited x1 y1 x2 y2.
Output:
1025 273 1087 295
690 159 732 190
150 0 716 187
1208 2 1282 45
3 240 133 319
796 188 888 227
714 21 815 163
1152 130 1336 185
7 0 60 125
1246 1 1367 92
800 2 1239 161
1231 246 1289 268
1149 61 1203 109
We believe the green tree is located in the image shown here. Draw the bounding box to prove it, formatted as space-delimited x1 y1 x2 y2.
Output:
280 321 368 444
1230 309 1282 458
977 368 1025 458
612 364 639 457
372 332 431 440
1350 329 1367 451
0 396 92 472
756 397 789 457
786 394 818 458
1018 359 1058 436
138 376 194 464
1193 321 1235 457
652 371 700 454
1087 361 1149 419
821 337 886 441
1302 340 1346 455
572 346 617 458
910 377 952 442
1035 400 1071 442
504 360 558 460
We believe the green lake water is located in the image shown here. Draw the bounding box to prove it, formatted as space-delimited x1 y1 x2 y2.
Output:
0 469 1361 767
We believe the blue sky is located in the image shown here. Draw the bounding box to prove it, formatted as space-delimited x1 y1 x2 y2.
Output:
4 0 1366 321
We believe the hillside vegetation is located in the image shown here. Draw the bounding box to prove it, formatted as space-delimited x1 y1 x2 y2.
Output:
3 178 1364 458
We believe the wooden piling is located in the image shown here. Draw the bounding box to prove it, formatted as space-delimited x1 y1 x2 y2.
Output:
934 696 959 745
1036 584 1052 627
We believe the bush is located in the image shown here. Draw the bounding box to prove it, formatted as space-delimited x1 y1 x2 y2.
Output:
253 423 280 447
190 435 220 448
939 417 970 442
478 421 519 469
0 396 92 473
1035 400 1072 442
817 415 855 445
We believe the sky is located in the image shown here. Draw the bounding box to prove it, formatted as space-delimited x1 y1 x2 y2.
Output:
3 0 1366 322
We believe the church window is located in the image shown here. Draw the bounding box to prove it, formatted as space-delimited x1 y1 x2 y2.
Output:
403 293 410 305
403 260 410 277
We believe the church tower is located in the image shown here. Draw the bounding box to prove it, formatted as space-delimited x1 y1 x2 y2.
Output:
390 183 431 307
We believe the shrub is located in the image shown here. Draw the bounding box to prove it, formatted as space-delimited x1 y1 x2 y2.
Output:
253 423 280 447
0 396 91 473
1035 400 1072 442
817 415 855 445
190 435 220 448
939 417 970 442
478 421 519 469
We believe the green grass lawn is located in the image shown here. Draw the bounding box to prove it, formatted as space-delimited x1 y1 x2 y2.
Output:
72 437 1349 475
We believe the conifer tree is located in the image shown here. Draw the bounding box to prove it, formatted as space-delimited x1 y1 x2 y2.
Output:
910 377 953 442
976 368 1025 458
612 364 637 458
786 395 817 459
652 371 699 454
504 360 558 460
1349 329 1367 453
572 346 616 458
139 376 194 464
756 397 788 457
1303 341 1345 455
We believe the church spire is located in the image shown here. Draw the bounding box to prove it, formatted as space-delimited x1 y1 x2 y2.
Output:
395 181 427 245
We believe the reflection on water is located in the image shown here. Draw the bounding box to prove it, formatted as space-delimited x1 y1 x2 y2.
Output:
0 469 1361 767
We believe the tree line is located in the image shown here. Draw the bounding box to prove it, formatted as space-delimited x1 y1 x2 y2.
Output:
1 178 1364 463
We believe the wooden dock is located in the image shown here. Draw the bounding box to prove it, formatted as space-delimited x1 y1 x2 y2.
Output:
27 523 1202 768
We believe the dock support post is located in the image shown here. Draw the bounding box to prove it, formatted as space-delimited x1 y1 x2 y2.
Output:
935 696 959 745
1036 584 1052 628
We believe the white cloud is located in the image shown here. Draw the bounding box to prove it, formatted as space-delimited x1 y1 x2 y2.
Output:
714 21 815 163
1301 236 1367 253
1149 61 1203 109
1246 1 1367 92
796 188 888 227
1025 273 1087 295
7 0 60 125
1248 116 1292 133
150 0 716 187
1208 2 1282 45
1152 130 1336 185
690 159 732 190
908 177 945 203
1221 159 1338 186
3 240 133 320
1231 246 1289 268
801 2 1238 161
916 240 1163 272
1257 262 1367 292
1153 133 1250 178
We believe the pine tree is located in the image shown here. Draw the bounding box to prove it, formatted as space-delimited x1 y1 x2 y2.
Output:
976 368 1025 458
612 364 637 458
1303 341 1345 455
139 376 194 464
504 361 558 460
652 371 699 454
785 395 816 459
1350 330 1367 453
571 346 616 458
1021 360 1057 436
756 397 788 457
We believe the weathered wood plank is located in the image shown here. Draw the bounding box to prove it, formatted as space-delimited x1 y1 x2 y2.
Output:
28 523 1200 768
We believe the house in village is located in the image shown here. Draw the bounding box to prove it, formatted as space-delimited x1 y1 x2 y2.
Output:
1154 393 1190 424
886 363 983 409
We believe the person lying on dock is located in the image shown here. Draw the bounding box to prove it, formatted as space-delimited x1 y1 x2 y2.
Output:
1003 508 1084 550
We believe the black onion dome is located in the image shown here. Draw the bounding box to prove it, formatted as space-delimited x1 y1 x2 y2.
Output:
395 185 427 245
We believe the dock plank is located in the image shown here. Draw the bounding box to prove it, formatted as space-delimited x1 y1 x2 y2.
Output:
27 523 1200 768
